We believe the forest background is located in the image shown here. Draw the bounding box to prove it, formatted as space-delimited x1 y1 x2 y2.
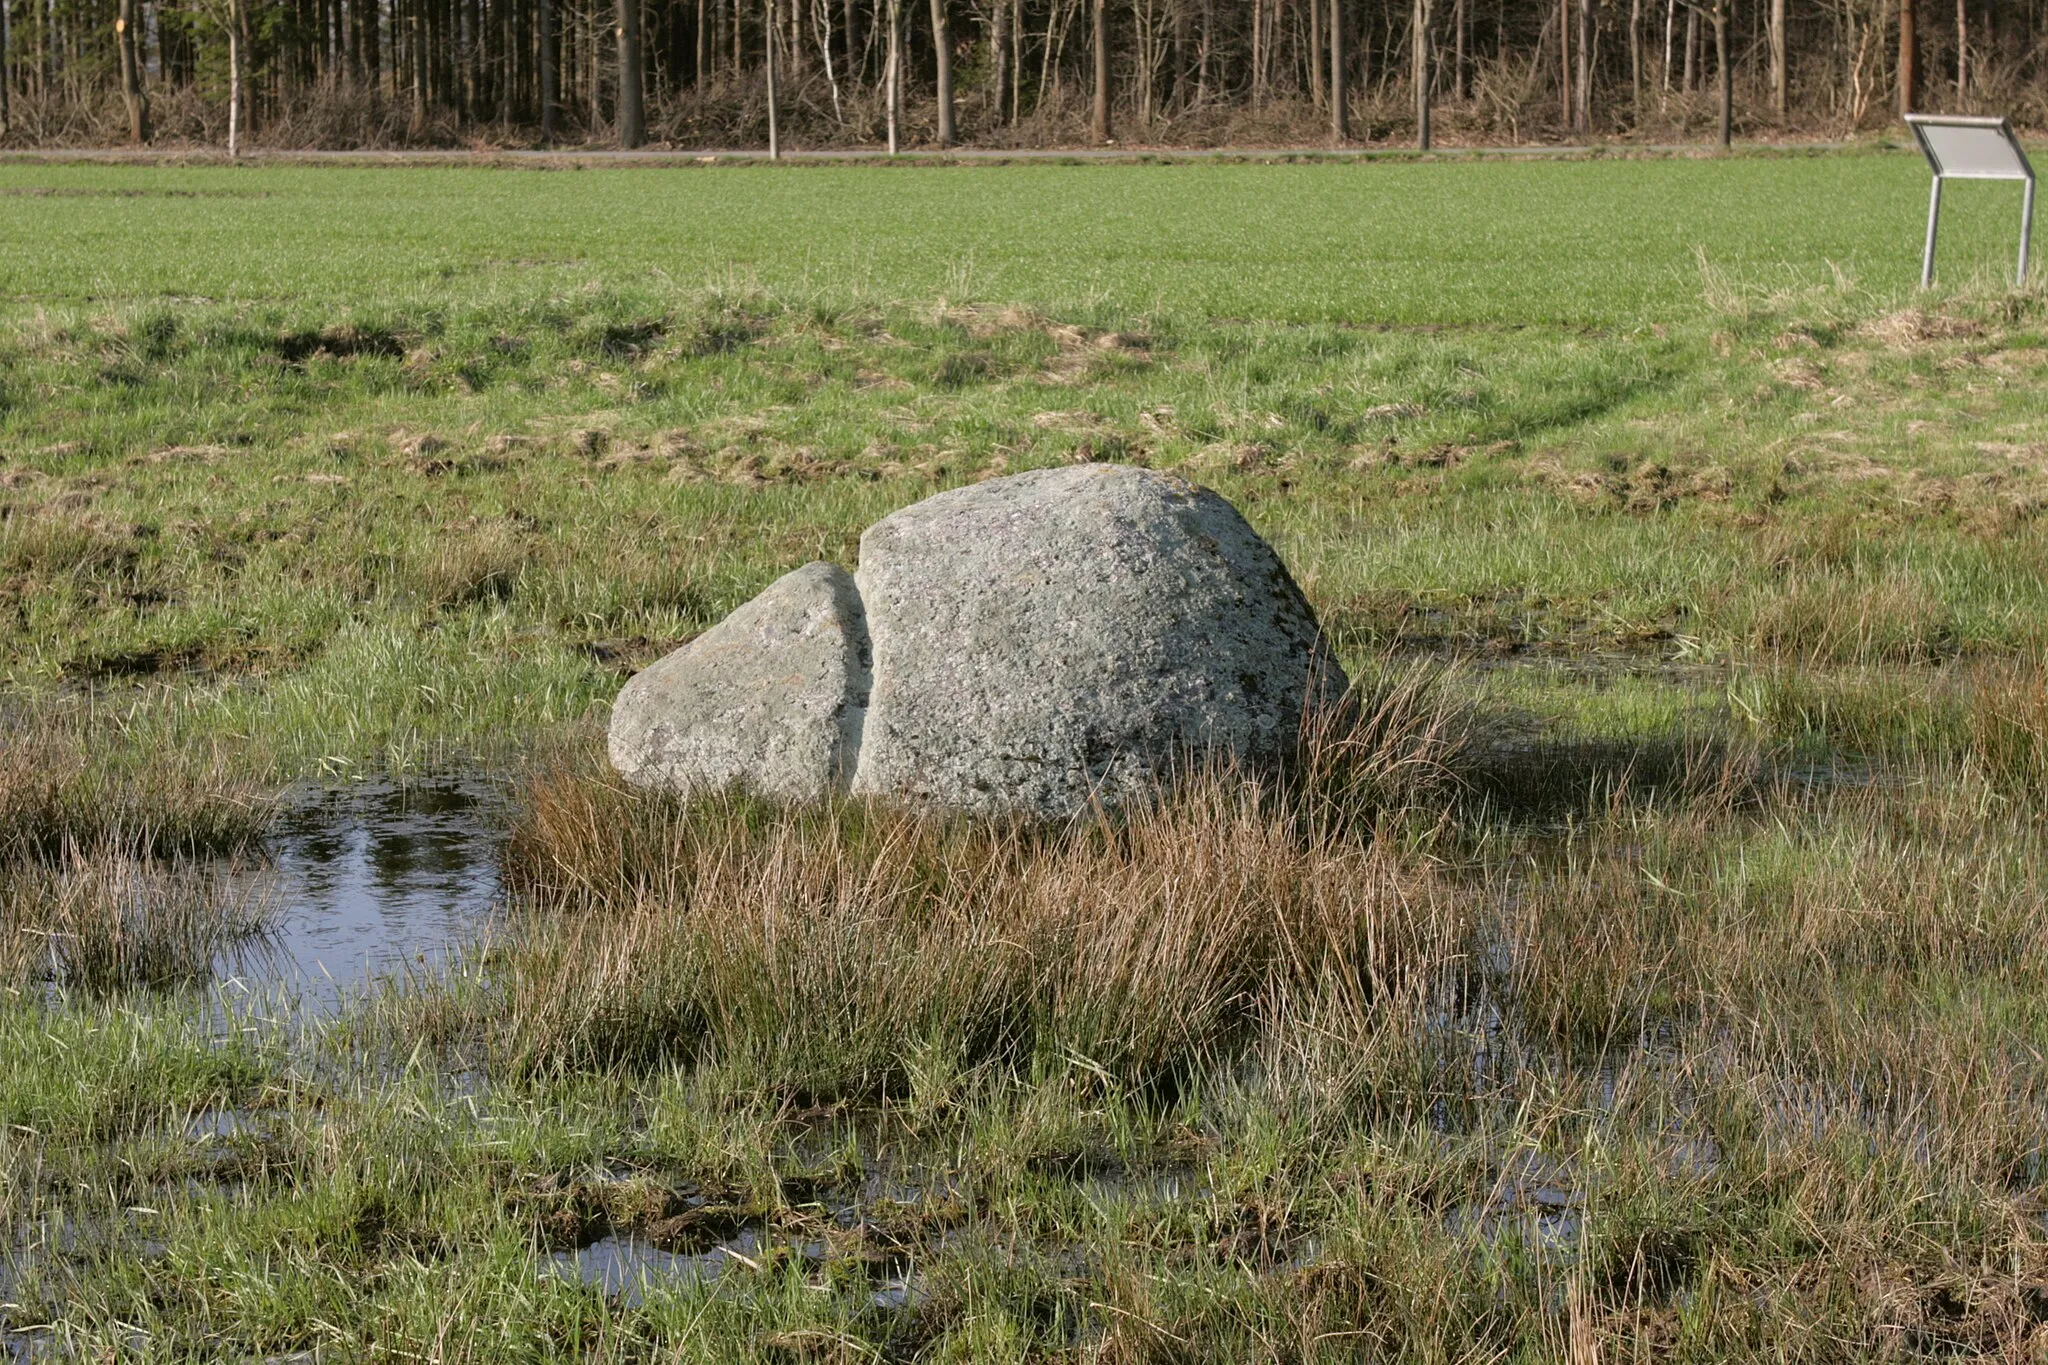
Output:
0 0 2041 153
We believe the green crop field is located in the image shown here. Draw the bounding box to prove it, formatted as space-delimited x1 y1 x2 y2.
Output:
5 151 2048 1361
0 152 2034 321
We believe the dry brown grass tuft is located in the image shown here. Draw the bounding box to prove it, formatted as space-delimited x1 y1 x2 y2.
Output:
411 521 529 608
1747 569 1959 666
0 724 267 866
1960 655 2048 804
459 683 1471 1087
1504 768 2048 1181
0 720 275 995
2 844 275 996
1858 308 1987 350
481 766 1463 1090
1753 653 2048 802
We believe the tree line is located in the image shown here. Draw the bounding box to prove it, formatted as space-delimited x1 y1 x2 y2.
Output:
1 0 2043 149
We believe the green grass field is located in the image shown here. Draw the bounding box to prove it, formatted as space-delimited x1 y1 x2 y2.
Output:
4 151 2037 320
6 151 2048 1361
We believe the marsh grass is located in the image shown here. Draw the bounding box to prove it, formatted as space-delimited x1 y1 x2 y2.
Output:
14 166 2048 1357
0 720 277 997
419 680 1465 1089
0 724 268 865
20 637 2048 1355
7 236 2048 771
1749 653 2048 802
1 845 277 996
20 731 2048 1356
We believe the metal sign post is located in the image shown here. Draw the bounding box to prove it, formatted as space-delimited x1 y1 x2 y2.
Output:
1905 114 2036 288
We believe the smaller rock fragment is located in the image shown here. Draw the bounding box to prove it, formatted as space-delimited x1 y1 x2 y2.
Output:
607 562 870 801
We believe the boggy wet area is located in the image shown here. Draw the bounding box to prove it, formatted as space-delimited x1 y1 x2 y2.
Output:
527 1156 1152 1316
229 773 506 1005
550 1228 926 1312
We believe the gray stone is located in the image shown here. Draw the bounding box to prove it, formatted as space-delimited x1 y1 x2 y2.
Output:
607 561 870 801
849 464 1347 818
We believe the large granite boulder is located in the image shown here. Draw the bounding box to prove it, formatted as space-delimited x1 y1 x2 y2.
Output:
850 465 1346 816
608 465 1347 817
607 561 870 801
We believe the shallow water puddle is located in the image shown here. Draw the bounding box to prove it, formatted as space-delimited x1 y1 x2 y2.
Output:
549 1214 933 1311
225 774 505 1000
1444 1149 1585 1258
551 1228 768 1306
1 1328 56 1363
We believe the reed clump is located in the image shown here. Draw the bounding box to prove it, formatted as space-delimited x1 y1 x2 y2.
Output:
453 680 1470 1090
1752 653 2048 803
0 721 276 996
1 845 275 996
0 723 268 866
483 772 1462 1092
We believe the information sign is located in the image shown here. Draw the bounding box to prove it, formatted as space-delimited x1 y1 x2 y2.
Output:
1905 114 2035 288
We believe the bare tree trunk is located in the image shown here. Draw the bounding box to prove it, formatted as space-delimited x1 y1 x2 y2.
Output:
1662 0 1673 91
1414 0 1431 146
765 0 780 152
813 0 843 118
498 0 515 123
929 0 952 143
1574 0 1592 129
1134 0 1153 126
1169 0 1187 110
990 0 1008 125
1769 0 1784 112
1251 0 1263 106
229 2 244 153
116 0 148 141
1954 0 1965 98
1091 0 1109 140
1454 0 1467 98
1040 0 1070 110
1010 0 1022 121
1309 0 1323 106
1330 0 1347 138
1898 0 1917 113
884 0 900 152
459 0 475 121
1682 3 1695 90
1 0 12 137
410 0 426 128
1713 1 1729 143
617 0 644 144
540 0 558 136
241 0 259 136
1558 0 1570 125
1629 0 1642 115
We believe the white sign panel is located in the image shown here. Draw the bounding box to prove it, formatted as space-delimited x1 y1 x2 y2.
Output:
1905 114 2036 287
1910 116 2034 180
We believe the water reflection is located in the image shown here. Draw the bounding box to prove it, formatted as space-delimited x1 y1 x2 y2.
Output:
548 1227 929 1312
230 775 504 997
551 1228 765 1307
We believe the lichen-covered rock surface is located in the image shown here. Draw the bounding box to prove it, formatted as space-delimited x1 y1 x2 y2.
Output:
609 466 1347 817
849 465 1347 816
607 560 870 802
